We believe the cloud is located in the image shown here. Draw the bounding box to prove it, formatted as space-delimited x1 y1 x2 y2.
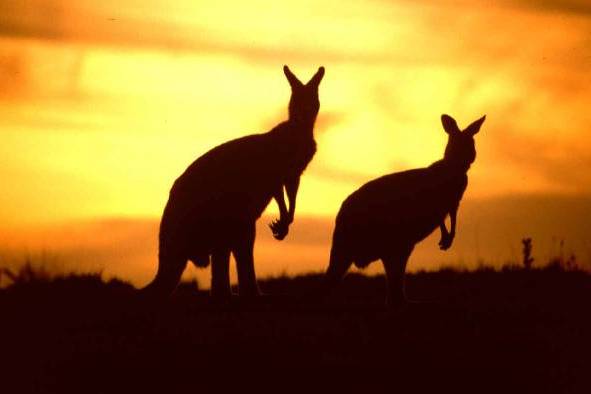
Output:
1 0 590 228
0 51 29 97
387 0 591 16
507 0 591 16
2 110 102 131
310 166 374 185
0 1 397 64
2 194 590 288
491 129 591 193
0 0 69 40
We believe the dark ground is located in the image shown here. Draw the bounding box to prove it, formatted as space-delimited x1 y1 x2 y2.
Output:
1 266 590 393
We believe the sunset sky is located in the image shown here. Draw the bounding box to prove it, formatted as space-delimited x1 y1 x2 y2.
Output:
1 0 590 286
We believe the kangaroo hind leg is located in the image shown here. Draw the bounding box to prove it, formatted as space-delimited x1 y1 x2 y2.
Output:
210 248 232 300
382 246 413 309
232 221 260 298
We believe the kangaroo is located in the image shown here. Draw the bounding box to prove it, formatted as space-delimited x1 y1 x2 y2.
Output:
143 65 325 299
325 114 485 307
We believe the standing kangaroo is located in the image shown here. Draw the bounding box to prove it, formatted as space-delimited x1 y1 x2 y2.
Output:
144 65 325 299
325 114 485 306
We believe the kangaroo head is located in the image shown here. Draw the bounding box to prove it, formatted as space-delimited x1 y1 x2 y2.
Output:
284 65 325 125
441 114 486 169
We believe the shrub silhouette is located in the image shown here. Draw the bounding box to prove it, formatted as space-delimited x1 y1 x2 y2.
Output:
143 65 325 299
325 114 486 306
0 262 52 286
522 237 534 269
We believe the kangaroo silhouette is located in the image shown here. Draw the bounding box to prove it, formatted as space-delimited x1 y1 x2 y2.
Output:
325 114 485 306
144 65 325 299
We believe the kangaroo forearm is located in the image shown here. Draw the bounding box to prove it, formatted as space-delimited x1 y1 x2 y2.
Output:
449 206 458 237
288 200 296 223
439 222 449 236
273 188 289 220
285 177 300 223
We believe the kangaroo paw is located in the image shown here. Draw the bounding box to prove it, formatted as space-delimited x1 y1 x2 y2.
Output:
269 219 289 240
439 234 453 250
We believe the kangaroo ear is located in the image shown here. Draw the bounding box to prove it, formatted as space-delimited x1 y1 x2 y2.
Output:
441 114 460 135
307 66 325 87
284 65 302 89
464 115 486 136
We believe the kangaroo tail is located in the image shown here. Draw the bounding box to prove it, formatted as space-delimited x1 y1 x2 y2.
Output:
324 226 352 292
140 254 186 299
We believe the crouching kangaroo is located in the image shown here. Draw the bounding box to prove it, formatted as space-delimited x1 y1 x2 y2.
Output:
143 65 325 299
325 114 485 307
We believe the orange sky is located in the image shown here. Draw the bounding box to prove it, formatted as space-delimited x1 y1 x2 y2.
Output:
1 0 590 284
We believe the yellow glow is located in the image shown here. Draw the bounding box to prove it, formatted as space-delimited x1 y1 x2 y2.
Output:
1 0 590 278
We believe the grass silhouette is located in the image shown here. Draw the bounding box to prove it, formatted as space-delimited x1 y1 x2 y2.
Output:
0 260 589 393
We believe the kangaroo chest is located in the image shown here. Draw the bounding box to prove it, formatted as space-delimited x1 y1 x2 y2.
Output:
270 138 316 178
290 140 316 173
